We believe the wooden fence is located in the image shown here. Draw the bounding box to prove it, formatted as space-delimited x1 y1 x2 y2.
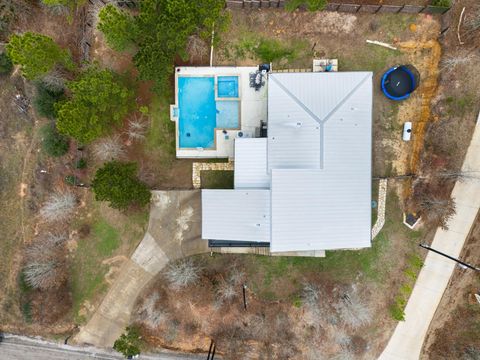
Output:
225 0 450 15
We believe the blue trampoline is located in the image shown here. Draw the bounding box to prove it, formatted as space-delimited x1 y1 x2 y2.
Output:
381 65 418 101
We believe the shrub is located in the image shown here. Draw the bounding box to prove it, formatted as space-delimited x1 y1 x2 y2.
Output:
431 0 451 7
285 0 327 11
91 161 151 210
64 175 79 185
40 70 66 93
55 68 134 143
34 82 64 119
255 38 297 63
93 136 126 162
0 52 13 74
164 258 201 289
113 326 142 358
23 233 68 290
75 158 86 169
6 32 74 79
39 192 76 222
98 4 136 51
40 124 69 157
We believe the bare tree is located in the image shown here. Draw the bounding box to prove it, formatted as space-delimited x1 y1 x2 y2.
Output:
39 192 76 222
441 54 474 72
135 292 169 329
164 258 201 289
125 115 148 142
40 70 66 93
436 170 480 183
334 292 372 329
92 136 125 162
302 282 320 309
25 233 67 258
216 269 245 304
186 35 209 62
419 195 456 230
333 329 353 350
24 234 67 290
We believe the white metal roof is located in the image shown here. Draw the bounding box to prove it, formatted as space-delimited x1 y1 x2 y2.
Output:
268 72 372 252
267 72 372 171
270 169 371 252
202 71 372 252
202 189 270 242
234 138 270 189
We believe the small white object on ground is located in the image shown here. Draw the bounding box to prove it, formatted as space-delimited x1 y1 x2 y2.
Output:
403 122 412 141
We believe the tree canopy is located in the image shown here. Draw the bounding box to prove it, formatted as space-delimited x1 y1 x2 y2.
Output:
6 32 74 79
97 0 228 93
98 4 136 52
134 0 228 92
113 326 142 358
91 161 151 210
55 68 134 143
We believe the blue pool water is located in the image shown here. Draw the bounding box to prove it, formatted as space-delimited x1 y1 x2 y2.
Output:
217 76 239 98
216 101 239 128
178 76 239 149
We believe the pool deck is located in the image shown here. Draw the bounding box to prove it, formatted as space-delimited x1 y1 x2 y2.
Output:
172 66 267 159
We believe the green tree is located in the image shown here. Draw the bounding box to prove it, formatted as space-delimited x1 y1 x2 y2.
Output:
133 0 229 92
40 123 69 157
6 32 74 79
91 161 150 210
33 81 64 119
98 4 136 51
55 68 134 143
0 52 13 74
113 326 142 358
285 0 327 11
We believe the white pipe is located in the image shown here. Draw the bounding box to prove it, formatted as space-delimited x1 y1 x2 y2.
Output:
210 23 215 67
366 40 397 51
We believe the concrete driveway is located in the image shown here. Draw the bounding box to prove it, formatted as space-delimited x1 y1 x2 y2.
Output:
74 191 208 348
379 116 480 360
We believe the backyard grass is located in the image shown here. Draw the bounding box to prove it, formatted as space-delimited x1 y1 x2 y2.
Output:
145 93 176 161
201 170 234 189
92 219 121 257
70 199 148 323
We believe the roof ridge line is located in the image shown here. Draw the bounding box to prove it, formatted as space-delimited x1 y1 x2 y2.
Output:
320 72 372 124
269 75 323 125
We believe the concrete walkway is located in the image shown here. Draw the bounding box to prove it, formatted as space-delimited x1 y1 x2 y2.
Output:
74 191 207 347
379 116 480 360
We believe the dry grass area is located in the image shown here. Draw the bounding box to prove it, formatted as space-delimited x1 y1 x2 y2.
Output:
407 0 480 225
0 75 38 328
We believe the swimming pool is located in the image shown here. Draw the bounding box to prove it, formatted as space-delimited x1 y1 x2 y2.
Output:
217 76 239 98
178 76 240 149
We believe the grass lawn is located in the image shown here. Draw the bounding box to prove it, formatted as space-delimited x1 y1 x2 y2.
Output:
201 170 234 189
70 199 148 323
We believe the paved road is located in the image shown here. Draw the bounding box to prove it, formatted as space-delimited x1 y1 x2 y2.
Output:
0 333 203 360
75 191 208 347
379 114 480 360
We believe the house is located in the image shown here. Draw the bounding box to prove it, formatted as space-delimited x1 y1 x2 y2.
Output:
201 71 373 255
